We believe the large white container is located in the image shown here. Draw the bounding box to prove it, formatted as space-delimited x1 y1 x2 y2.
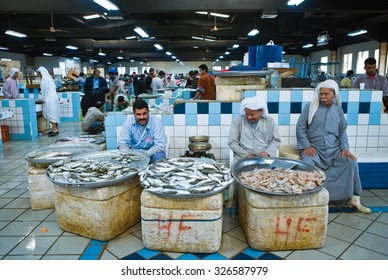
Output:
239 186 329 250
54 177 142 241
27 162 55 210
141 191 223 253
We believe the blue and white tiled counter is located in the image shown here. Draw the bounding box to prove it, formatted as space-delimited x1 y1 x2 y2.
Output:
0 98 38 141
105 89 387 164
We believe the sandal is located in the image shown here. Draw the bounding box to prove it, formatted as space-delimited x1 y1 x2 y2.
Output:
48 131 59 137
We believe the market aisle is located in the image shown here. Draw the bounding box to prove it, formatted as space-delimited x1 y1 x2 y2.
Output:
0 123 388 260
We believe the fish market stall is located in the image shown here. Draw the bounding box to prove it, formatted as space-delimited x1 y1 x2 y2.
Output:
139 157 233 253
55 135 106 150
24 142 101 210
46 150 149 241
232 157 329 251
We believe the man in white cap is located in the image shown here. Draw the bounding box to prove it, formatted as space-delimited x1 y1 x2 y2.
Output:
2 68 20 99
228 96 281 162
296 79 371 214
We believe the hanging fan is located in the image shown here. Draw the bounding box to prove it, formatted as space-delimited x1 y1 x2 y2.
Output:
203 17 232 32
38 14 68 33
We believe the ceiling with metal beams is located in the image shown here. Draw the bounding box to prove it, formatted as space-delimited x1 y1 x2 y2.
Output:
1 0 388 64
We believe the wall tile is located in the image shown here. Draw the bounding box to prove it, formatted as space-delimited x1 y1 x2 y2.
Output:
232 102 241 114
162 114 174 126
209 114 221 126
174 115 186 125
209 137 221 147
360 91 372 102
278 126 289 137
186 126 197 136
356 136 367 147
290 114 299 125
220 102 232 114
379 136 388 146
220 125 231 137
367 136 379 147
209 103 220 114
279 102 290 113
340 90 349 102
174 126 186 137
348 136 356 147
197 126 209 136
302 90 314 102
280 136 289 145
357 125 368 136
267 91 280 102
197 103 209 114
291 90 303 102
174 137 187 149
289 125 296 137
221 114 232 126
185 114 197 126
278 114 290 125
279 90 291 102
348 91 360 102
197 114 209 124
185 102 197 114
209 126 221 137
371 91 382 102
346 114 359 125
368 125 380 136
347 102 359 113
358 114 369 125
243 90 256 98
289 137 297 145
370 102 382 114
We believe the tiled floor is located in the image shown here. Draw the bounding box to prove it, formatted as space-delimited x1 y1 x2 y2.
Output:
0 123 388 260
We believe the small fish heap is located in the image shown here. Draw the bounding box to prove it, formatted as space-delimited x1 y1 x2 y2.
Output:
140 158 234 196
238 168 324 195
46 153 142 185
28 151 72 159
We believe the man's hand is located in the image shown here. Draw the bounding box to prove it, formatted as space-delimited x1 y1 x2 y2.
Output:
259 152 270 157
246 154 257 158
304 146 316 157
341 150 357 161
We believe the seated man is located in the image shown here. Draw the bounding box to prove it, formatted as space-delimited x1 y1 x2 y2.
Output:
113 95 130 111
228 96 281 162
81 101 105 135
118 100 167 163
296 79 371 214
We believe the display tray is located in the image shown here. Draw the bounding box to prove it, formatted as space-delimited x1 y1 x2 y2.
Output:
55 136 105 145
46 149 150 188
232 157 326 196
24 142 102 165
140 157 233 198
137 93 163 99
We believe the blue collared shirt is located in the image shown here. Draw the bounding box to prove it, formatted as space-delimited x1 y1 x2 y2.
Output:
93 77 99 89
118 113 167 156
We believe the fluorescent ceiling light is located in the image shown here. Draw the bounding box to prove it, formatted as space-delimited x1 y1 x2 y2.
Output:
125 36 136 40
43 53 53 56
154 44 163 50
73 57 79 59
44 38 56 42
176 59 179 62
134 27 149 38
248 29 259 36
93 0 119 11
5 30 27 38
287 0 304 6
216 59 219 61
117 56 123 59
139 62 143 64
165 51 172 55
348 29 367 36
192 36 204 40
302 43 313 48
195 12 208 15
261 8 278 19
90 59 98 63
220 56 224 59
233 44 239 48
98 49 106 56
107 62 112 64
83 14 100 20
204 37 215 42
130 59 135 62
193 46 199 49
225 51 230 55
172 56 176 59
282 51 286 54
210 12 229 18
1 58 11 61
66 45 78 50
0 46 9 50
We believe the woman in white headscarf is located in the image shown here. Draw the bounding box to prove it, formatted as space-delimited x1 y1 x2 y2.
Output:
296 79 371 213
2 68 20 99
228 95 281 162
37 66 60 136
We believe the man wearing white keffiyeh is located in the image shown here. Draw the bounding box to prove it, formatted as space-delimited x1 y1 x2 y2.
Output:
228 96 281 162
296 79 371 213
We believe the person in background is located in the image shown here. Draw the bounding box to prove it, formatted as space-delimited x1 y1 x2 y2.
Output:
82 101 105 135
137 74 147 99
131 72 139 95
113 95 130 111
118 76 127 95
165 76 176 88
81 87 108 117
37 66 60 137
352 57 388 112
76 72 85 92
118 99 167 163
144 68 155 94
228 96 281 162
2 68 20 99
296 79 371 213
193 64 216 100
151 70 166 94
185 70 197 89
83 69 108 115
339 70 354 88
106 71 119 111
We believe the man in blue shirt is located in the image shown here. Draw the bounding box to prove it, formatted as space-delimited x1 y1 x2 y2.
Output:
118 100 167 163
